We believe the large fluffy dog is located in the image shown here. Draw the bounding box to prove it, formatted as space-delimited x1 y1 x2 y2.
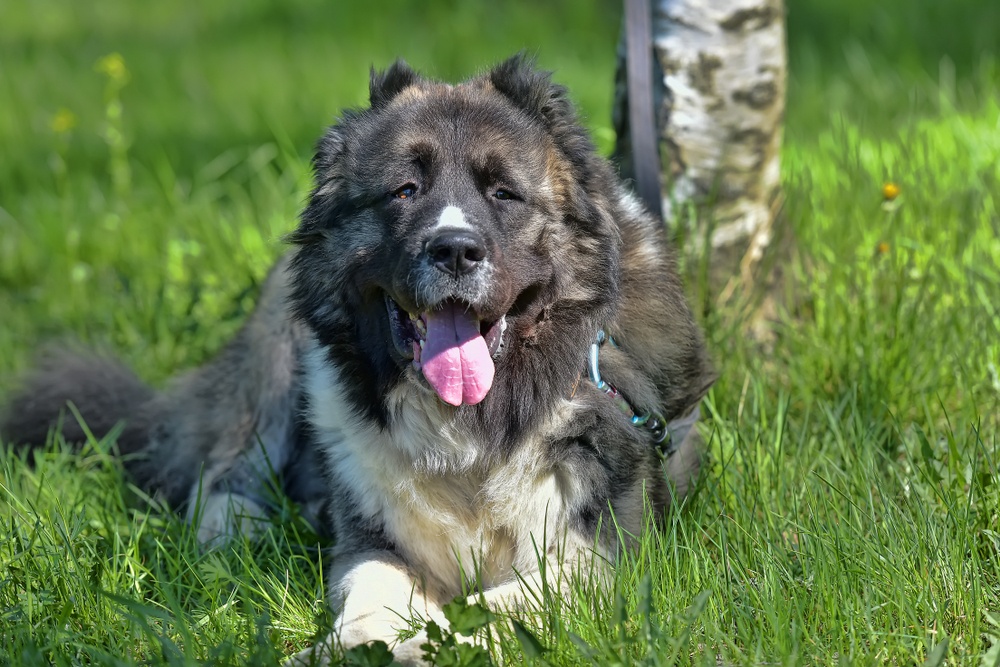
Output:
3 56 714 663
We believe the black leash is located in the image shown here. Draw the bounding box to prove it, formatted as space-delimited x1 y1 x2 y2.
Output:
624 0 663 220
602 6 702 455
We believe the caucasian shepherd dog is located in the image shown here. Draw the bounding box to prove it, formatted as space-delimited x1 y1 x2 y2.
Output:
3 56 714 663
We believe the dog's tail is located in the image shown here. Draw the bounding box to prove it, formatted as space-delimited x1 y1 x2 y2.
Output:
1 347 157 454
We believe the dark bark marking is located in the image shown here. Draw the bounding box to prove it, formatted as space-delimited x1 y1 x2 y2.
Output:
689 53 722 96
660 55 683 76
663 137 686 182
732 80 778 110
663 11 709 33
720 6 777 32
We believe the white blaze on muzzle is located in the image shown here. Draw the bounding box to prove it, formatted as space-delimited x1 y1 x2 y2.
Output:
433 205 473 231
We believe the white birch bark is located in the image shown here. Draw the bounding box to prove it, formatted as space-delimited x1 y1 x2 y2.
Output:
614 0 787 297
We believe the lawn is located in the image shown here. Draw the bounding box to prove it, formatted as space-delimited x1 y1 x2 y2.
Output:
1 0 999 664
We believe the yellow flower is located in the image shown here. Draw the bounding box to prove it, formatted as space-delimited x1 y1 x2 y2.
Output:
876 241 890 255
882 182 900 201
95 52 129 84
51 108 77 134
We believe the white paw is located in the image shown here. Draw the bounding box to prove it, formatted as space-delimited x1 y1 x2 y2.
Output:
283 637 335 666
192 492 268 544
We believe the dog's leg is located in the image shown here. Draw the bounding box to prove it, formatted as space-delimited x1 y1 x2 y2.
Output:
182 447 291 544
391 539 610 663
188 490 270 544
289 551 447 666
332 552 445 647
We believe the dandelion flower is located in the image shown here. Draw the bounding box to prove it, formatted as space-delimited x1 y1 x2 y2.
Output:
882 182 900 201
51 108 76 134
95 53 129 84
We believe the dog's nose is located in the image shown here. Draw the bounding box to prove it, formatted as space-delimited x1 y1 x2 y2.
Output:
427 230 487 277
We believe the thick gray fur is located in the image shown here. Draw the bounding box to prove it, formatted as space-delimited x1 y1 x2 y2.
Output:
2 56 714 664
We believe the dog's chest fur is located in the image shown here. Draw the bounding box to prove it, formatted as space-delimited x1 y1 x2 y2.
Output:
304 344 573 597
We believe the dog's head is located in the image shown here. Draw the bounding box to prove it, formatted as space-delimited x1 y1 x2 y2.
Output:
290 56 622 440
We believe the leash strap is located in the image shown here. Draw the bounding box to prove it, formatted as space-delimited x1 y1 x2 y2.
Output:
594 5 694 454
624 0 663 220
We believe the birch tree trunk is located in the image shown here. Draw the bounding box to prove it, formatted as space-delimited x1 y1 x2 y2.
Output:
613 0 787 314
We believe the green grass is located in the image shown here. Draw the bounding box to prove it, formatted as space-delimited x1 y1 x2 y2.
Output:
2 0 999 664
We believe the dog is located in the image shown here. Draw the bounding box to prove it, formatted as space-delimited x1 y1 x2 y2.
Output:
2 56 714 664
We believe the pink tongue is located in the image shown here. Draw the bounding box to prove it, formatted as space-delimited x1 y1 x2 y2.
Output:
421 303 495 406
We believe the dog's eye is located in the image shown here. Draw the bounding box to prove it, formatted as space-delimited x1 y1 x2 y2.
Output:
393 184 417 200
493 189 516 201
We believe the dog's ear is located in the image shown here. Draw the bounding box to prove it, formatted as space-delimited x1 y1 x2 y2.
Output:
370 59 420 109
488 53 575 130
288 124 350 245
489 54 615 231
488 53 599 177
312 124 346 177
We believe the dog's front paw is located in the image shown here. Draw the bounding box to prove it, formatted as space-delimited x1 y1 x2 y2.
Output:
192 492 269 545
285 636 428 667
283 637 336 667
389 636 431 666
392 623 493 667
